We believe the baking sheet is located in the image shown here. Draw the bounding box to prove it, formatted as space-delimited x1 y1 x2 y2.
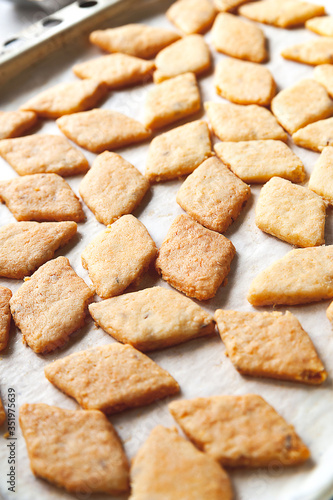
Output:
1 1 333 499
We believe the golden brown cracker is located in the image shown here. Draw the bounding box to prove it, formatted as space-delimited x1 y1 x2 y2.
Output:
292 117 333 151
0 110 37 140
167 0 217 34
0 286 12 351
281 37 333 65
309 146 333 204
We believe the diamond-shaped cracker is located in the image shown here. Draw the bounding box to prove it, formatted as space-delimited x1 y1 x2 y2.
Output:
306 15 333 36
10 256 93 353
214 140 305 183
0 174 84 222
130 426 232 500
0 134 89 176
45 343 179 413
144 73 201 130
19 404 129 494
255 177 326 247
0 396 5 426
57 109 151 153
154 35 211 83
155 214 235 301
169 395 310 467
292 117 333 151
205 101 287 142
239 0 325 28
0 110 37 140
167 0 217 35
281 38 333 65
73 53 155 89
145 120 212 182
212 13 267 63
90 24 180 59
0 286 12 351
309 147 333 204
215 58 276 106
177 157 251 233
247 245 333 306
215 310 327 384
81 215 157 299
214 0 252 11
0 221 77 279
314 64 333 98
271 79 333 135
89 286 215 351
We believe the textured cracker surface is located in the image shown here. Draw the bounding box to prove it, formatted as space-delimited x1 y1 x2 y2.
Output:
306 15 333 35
309 146 333 204
166 0 217 34
214 0 251 11
282 37 333 65
314 64 333 98
0 286 12 351
292 117 333 151
0 111 37 140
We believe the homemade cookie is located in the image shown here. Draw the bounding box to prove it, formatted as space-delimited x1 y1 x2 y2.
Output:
314 64 333 98
169 395 310 467
145 120 212 182
205 102 287 142
0 174 84 222
215 58 276 106
89 286 215 351
214 140 305 183
166 0 217 34
271 79 333 134
281 38 333 65
0 110 37 140
144 73 201 130
90 24 180 59
19 404 129 494
79 152 149 225
247 246 333 305
154 35 211 83
45 343 179 413
155 214 235 300
0 134 89 176
292 117 333 151
177 157 251 233
214 0 251 11
81 215 157 298
215 310 326 384
0 396 5 426
306 15 333 36
129 426 232 500
309 147 333 204
212 13 267 63
0 286 12 351
10 256 93 353
57 109 151 153
0 221 77 279
255 177 326 247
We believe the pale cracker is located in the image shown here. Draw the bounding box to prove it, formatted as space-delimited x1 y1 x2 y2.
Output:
0 174 84 222
271 79 333 134
10 256 93 353
177 156 251 233
309 147 333 204
214 0 251 11
0 286 12 351
19 404 129 494
81 214 157 299
292 117 333 151
306 15 333 36
155 214 235 301
214 140 305 183
215 310 327 384
154 35 211 83
57 109 151 153
169 395 310 467
255 176 326 247
326 300 333 323
0 134 89 176
144 73 201 130
0 110 37 140
212 13 267 63
166 0 217 34
145 120 212 182
130 426 232 500
247 245 333 306
0 396 5 426
281 38 333 65
314 64 333 97
89 286 215 351
205 101 287 142
79 151 149 225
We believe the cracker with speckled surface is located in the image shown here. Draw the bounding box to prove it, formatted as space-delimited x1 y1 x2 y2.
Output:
57 109 151 153
205 101 287 142
89 286 215 351
144 73 201 130
145 120 212 182
0 174 84 222
10 256 93 353
19 404 129 494
306 15 333 36
281 38 333 65
0 286 12 351
0 111 37 140
214 140 305 183
292 117 333 151
79 152 149 225
215 310 326 384
167 0 217 34
0 396 5 426
177 157 250 233
247 245 333 306
81 214 157 299
0 134 89 176
169 395 310 467
155 214 235 301
214 0 251 11
309 147 333 204
314 64 333 98
45 343 179 413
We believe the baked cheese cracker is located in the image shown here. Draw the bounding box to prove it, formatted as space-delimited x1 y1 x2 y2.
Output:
292 117 333 151
79 152 149 225
314 64 333 97
0 286 12 351
166 0 217 34
215 310 327 384
326 300 333 323
281 37 333 65
44 343 179 413
0 396 5 426
306 15 333 36
0 110 37 140
214 0 251 11
309 146 333 204
169 395 310 467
